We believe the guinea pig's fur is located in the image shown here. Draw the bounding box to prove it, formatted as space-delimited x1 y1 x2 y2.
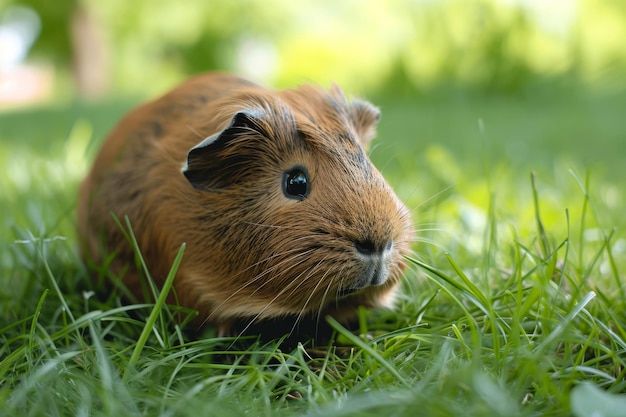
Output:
78 72 413 336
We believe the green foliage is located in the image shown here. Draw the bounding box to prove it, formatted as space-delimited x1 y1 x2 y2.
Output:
1 89 625 415
9 0 77 65
5 0 626 96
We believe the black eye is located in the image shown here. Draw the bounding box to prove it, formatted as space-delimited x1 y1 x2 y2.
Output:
283 166 309 200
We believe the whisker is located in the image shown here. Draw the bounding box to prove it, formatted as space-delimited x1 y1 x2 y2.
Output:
239 250 317 302
240 221 288 230
229 243 311 280
289 256 334 335
185 124 206 139
234 257 326 338
224 232 330 285
416 184 455 209
175 189 213 208
318 262 349 333
410 236 448 250
206 234 319 293
199 247 314 328
403 184 455 217
203 248 317 324
201 233 330 328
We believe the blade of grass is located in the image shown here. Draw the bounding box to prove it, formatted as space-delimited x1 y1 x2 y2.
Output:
534 291 596 356
6 351 82 409
445 253 505 358
326 316 410 389
481 192 497 296
124 242 186 380
570 170 624 301
531 172 550 258
110 214 159 300
406 255 480 345
29 233 75 324
27 289 48 368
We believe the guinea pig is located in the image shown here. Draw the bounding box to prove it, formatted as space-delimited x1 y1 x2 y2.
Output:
77 72 413 336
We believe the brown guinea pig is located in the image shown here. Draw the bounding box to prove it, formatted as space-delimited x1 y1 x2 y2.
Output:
77 72 413 336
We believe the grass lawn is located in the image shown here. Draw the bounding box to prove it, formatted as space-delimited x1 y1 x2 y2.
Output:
1 88 625 416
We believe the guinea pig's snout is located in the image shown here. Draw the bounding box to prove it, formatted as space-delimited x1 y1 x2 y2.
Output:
351 238 394 290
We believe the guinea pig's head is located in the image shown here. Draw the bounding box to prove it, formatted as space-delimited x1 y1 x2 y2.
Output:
180 85 413 326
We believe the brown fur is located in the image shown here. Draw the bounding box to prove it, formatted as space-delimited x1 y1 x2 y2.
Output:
77 72 413 334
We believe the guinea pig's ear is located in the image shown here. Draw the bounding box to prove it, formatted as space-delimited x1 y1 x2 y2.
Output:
348 99 381 151
182 108 264 190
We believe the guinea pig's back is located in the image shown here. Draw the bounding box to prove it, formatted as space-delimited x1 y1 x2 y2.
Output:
77 73 257 274
86 73 256 181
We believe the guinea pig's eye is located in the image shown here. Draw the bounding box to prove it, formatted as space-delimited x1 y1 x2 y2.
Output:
282 166 309 200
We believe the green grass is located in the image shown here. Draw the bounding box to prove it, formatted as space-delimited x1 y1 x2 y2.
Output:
1 89 625 416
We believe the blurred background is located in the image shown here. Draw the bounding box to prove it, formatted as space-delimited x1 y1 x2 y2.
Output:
1 0 625 103
1 0 625 259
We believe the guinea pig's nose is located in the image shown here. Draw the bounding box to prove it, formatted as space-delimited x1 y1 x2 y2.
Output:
352 238 393 289
355 239 392 256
